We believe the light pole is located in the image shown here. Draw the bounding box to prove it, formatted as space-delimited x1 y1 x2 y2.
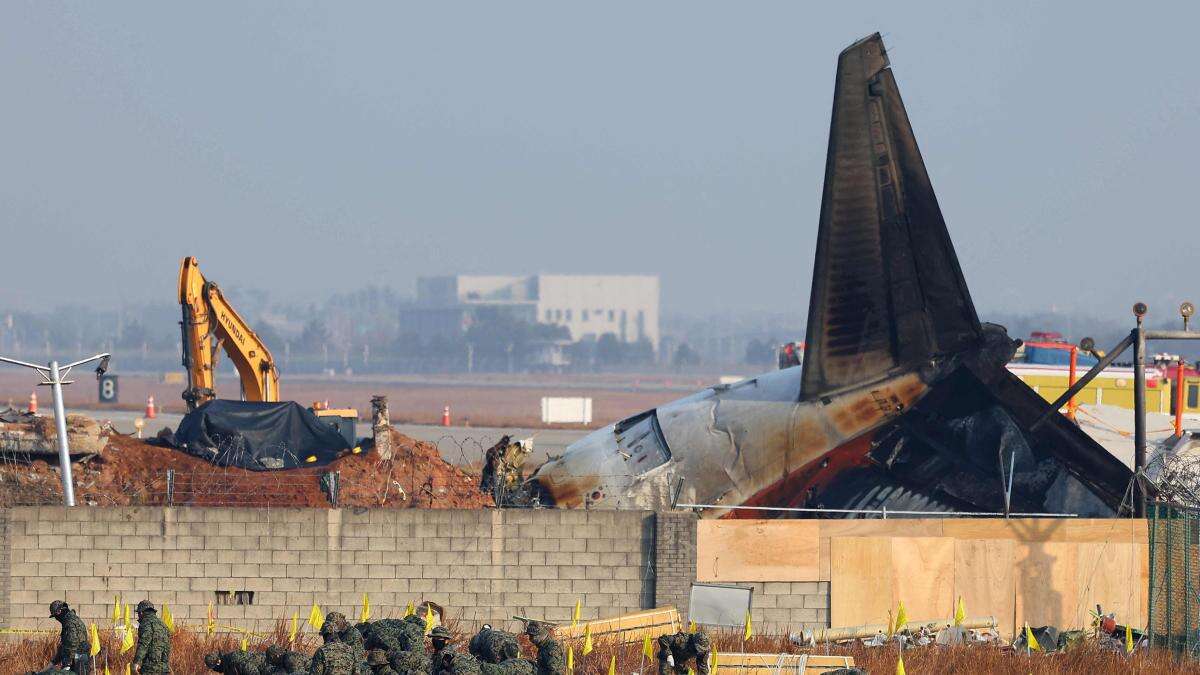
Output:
0 352 110 506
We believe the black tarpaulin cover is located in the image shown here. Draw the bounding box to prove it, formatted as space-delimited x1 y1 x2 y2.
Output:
173 400 350 470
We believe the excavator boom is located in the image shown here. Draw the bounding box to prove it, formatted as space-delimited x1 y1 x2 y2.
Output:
177 256 280 410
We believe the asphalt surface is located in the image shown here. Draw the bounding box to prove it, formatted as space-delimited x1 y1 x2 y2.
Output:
73 408 588 466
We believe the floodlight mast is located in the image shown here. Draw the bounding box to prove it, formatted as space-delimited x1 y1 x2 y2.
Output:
0 352 111 506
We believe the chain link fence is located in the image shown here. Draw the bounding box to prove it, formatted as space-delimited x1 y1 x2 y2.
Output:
1148 501 1200 655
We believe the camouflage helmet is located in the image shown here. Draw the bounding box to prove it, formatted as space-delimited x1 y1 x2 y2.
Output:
203 653 222 670
326 611 349 632
430 625 454 641
136 600 156 614
367 649 390 666
319 620 341 637
501 640 519 660
49 600 68 617
265 645 284 662
525 621 551 639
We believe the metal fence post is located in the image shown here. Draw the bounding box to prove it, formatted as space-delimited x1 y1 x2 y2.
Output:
166 469 175 507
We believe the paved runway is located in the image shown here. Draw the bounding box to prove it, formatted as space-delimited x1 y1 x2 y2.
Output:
73 408 588 466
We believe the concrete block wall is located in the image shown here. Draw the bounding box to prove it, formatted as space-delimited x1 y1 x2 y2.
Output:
738 581 829 633
3 507 655 633
653 511 695 615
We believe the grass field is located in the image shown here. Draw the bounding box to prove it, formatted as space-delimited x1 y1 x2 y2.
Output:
3 623 1196 675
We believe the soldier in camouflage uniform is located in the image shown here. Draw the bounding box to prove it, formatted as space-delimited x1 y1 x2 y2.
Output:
478 641 534 675
468 625 518 664
326 612 366 659
398 616 427 652
204 650 268 675
389 648 430 675
309 621 360 675
430 626 480 675
266 645 311 675
365 650 398 675
46 600 89 674
524 622 564 675
656 631 710 675
132 600 171 675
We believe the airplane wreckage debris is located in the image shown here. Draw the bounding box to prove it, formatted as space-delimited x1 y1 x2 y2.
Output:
524 33 1134 518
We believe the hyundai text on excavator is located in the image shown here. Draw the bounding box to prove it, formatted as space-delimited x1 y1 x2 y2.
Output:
176 256 358 447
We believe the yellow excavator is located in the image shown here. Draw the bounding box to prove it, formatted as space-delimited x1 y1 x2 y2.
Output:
177 256 280 410
177 257 357 443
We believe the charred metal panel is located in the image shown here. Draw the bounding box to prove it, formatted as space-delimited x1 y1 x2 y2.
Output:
801 33 980 401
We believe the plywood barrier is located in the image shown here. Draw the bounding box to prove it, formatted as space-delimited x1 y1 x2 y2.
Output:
557 607 682 644
715 652 855 674
698 518 1149 638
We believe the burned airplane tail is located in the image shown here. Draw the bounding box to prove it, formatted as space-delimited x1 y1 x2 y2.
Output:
795 33 1133 516
802 33 981 402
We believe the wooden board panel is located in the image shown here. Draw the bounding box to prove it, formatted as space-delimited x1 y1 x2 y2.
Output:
697 520 819 582
1014 541 1079 629
558 607 680 643
1075 542 1142 629
941 518 1147 543
890 537 955 622
953 538 1016 638
830 537 895 628
818 519 946 539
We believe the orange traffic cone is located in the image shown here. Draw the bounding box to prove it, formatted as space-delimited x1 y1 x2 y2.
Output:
28 392 37 414
441 405 451 427
146 396 157 419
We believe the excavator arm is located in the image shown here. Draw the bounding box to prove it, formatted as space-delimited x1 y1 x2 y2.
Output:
177 256 280 410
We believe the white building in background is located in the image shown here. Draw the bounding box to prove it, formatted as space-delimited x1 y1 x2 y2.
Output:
402 274 660 348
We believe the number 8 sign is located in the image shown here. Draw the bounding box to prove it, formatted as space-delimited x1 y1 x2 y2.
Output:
98 374 118 404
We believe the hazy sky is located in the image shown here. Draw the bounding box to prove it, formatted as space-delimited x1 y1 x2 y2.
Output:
2 2 1197 323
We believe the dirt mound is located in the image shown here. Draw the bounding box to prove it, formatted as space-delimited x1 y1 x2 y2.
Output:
0 425 492 509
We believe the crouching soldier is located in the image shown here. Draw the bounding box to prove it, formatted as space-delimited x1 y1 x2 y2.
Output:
310 620 362 675
524 621 564 675
42 601 89 674
204 650 267 675
657 630 711 675
266 645 311 675
479 642 534 675
431 627 480 675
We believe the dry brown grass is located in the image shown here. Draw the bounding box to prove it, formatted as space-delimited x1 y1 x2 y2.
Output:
1 623 1194 675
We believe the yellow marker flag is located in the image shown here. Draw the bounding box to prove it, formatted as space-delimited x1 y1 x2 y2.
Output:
123 604 131 629
687 669 694 675
241 635 249 652
124 664 131 675
112 595 120 623
896 652 906 675
607 655 616 675
288 611 299 643
572 599 581 628
642 633 654 659
104 665 111 675
953 596 966 627
712 646 718 675
207 602 216 635
886 609 895 638
743 610 753 641
360 593 371 623
1024 622 1041 651
424 603 436 635
688 619 696 633
88 623 100 656
582 624 593 656
567 645 574 673
308 602 324 630
1125 624 1135 654
894 601 908 634
120 624 135 654
404 601 415 617
162 604 174 633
